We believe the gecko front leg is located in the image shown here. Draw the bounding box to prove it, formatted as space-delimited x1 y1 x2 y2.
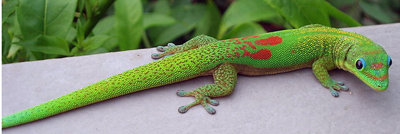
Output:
312 56 349 97
177 63 238 114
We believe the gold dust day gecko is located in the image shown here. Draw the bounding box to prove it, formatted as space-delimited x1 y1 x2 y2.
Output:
2 24 392 128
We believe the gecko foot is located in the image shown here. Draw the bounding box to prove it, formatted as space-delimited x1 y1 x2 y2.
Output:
151 43 178 59
156 43 176 52
176 90 219 114
327 81 349 97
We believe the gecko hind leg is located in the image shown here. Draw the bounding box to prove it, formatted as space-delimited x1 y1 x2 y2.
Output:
151 35 218 59
176 63 237 114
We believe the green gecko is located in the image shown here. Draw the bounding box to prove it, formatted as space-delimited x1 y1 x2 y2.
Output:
2 24 392 128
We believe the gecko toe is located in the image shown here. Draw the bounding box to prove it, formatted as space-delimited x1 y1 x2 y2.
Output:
176 90 188 97
151 53 163 59
329 87 340 97
156 46 167 52
178 106 189 114
204 106 216 114
337 81 345 86
208 99 219 106
340 85 349 91
334 81 349 91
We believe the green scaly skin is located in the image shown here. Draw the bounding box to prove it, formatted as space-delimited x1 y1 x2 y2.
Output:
2 24 392 128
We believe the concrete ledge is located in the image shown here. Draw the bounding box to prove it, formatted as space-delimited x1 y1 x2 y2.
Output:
2 23 400 134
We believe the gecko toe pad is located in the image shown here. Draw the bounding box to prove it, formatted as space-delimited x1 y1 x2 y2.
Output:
329 87 340 97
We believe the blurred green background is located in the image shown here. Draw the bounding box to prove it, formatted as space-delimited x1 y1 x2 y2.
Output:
2 0 399 64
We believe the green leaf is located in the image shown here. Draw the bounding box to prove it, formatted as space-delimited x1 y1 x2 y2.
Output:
149 4 207 45
65 27 77 43
17 35 70 56
85 47 108 55
193 0 221 38
223 22 267 39
93 16 116 36
325 1 361 27
143 13 176 29
265 0 361 28
83 35 112 52
6 35 22 59
2 26 12 58
265 0 331 28
92 16 118 51
153 0 171 15
17 0 77 40
7 44 22 59
2 0 19 24
115 0 143 50
76 19 85 45
360 0 397 23
219 0 279 38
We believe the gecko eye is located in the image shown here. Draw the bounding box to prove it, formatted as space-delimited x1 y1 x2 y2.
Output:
388 56 392 67
356 58 366 70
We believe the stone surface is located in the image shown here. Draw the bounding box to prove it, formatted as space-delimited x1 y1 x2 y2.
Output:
2 23 400 133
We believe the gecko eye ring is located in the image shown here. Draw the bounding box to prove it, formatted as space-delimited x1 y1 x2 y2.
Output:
356 58 366 70
388 56 392 67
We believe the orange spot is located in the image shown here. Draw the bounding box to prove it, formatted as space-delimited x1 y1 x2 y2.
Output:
371 62 383 69
366 73 388 81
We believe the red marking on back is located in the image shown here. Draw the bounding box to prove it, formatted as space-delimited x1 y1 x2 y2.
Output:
229 38 238 42
235 52 241 57
244 41 256 49
233 40 241 44
291 50 295 53
239 45 272 60
371 62 383 69
241 35 260 40
255 36 282 45
244 49 272 59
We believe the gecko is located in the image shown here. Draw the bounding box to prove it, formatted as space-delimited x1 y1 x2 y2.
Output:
2 24 392 128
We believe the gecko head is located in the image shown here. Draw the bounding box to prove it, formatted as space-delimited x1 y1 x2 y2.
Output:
344 44 391 91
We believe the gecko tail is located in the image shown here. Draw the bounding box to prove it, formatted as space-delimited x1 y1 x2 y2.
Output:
2 74 148 128
2 56 205 128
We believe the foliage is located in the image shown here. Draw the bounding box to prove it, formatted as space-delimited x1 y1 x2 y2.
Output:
1 0 397 63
